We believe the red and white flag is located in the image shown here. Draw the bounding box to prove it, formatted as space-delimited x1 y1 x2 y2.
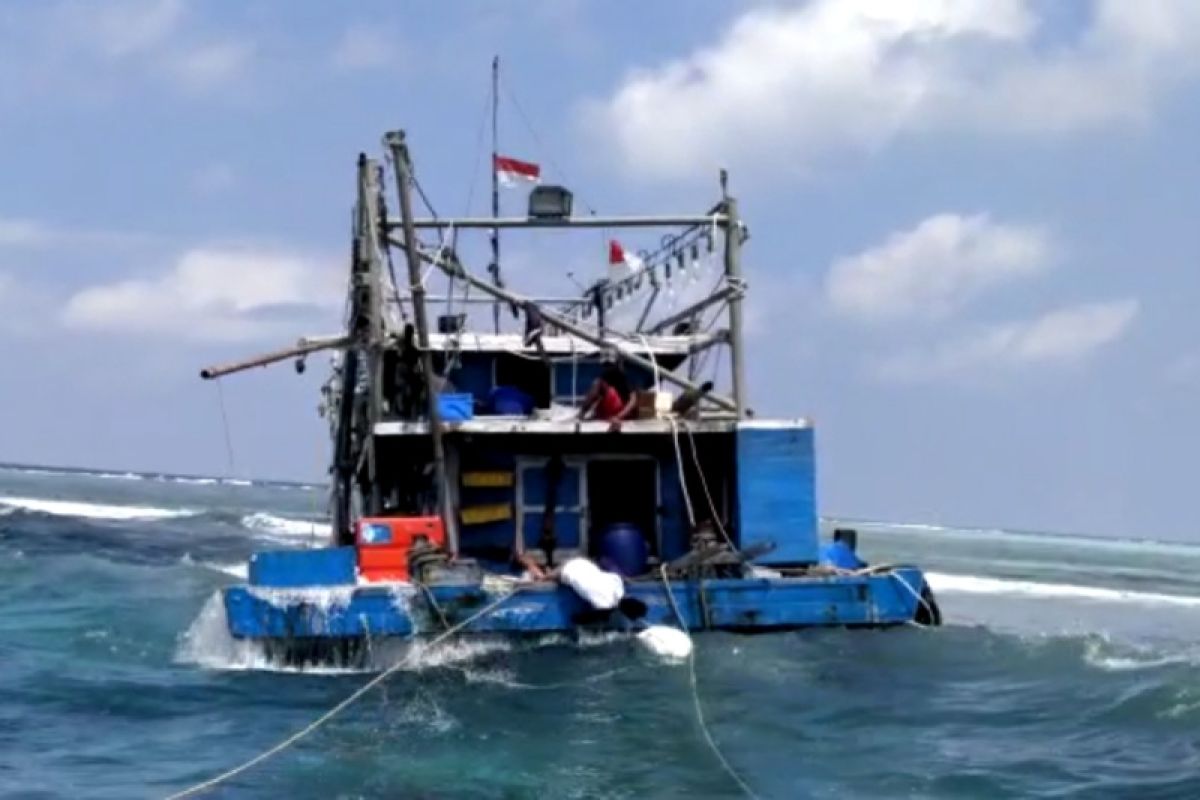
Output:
494 155 541 187
608 239 644 274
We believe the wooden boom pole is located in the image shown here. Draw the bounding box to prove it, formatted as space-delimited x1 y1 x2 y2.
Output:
384 130 458 555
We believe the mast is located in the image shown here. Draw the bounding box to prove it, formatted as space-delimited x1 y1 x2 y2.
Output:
489 55 501 334
363 158 387 515
384 130 459 555
329 155 375 545
722 172 747 416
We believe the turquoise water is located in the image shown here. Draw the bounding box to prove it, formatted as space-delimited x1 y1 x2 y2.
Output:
2 465 1199 798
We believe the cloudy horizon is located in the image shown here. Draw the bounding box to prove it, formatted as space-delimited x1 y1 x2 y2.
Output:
2 0 1196 541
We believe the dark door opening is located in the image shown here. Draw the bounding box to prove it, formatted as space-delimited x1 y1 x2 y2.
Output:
587 459 658 558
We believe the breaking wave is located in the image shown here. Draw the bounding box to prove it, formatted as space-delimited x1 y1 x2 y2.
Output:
0 495 197 521
241 512 327 540
926 571 1200 609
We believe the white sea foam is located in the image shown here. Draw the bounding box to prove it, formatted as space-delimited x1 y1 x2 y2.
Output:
166 477 219 486
0 495 195 521
206 562 249 580
246 585 356 612
176 592 516 675
95 471 144 481
175 593 367 674
241 512 326 540
1082 637 1200 672
926 571 1200 609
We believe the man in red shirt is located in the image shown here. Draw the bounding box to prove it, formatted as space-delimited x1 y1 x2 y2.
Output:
578 362 637 423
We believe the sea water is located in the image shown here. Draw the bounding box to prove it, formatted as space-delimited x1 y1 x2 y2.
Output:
1 464 1199 798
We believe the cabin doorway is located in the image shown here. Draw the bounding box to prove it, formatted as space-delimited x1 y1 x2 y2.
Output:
586 458 659 559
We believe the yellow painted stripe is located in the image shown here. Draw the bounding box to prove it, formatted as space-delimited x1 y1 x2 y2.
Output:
461 503 513 525
462 471 515 488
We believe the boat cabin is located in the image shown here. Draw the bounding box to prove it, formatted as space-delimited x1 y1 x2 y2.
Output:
358 334 819 575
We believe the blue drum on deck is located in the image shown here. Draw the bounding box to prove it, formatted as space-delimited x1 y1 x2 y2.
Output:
598 523 649 577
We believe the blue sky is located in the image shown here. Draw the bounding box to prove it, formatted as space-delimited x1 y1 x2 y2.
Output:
1 1 1198 540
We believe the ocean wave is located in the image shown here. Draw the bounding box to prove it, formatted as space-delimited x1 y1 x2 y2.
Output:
0 495 196 521
95 471 144 481
1082 637 1200 672
926 571 1200 608
165 477 220 486
241 512 326 539
850 517 1200 557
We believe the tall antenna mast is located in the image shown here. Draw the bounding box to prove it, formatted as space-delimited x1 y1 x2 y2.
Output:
488 55 501 334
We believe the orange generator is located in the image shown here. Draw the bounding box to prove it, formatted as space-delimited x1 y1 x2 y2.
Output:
355 516 446 582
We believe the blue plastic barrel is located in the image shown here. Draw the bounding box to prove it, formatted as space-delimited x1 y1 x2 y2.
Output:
489 386 534 415
598 523 649 577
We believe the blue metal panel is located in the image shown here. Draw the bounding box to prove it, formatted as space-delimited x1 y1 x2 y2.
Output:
448 355 493 404
521 511 583 550
657 459 689 560
736 423 819 565
520 465 581 506
458 518 515 551
223 567 929 639
248 548 357 588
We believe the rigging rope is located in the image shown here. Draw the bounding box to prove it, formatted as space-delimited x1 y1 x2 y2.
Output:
680 421 739 554
659 565 761 800
213 379 237 479
165 590 522 799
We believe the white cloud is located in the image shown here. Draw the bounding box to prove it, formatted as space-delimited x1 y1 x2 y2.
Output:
589 0 1200 178
0 216 153 250
0 218 51 248
81 0 186 59
169 41 255 91
826 213 1050 322
0 1 253 102
874 299 1140 381
331 25 402 71
62 248 342 343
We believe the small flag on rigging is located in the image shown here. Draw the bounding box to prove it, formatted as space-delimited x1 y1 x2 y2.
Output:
608 239 644 274
494 155 541 187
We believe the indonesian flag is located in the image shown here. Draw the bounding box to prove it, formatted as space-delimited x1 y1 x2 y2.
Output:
494 155 541 187
608 240 644 274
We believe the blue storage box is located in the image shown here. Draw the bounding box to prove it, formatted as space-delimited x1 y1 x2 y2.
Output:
438 393 474 422
248 547 357 587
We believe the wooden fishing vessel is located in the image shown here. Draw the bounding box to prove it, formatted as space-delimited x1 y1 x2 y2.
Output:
200 121 940 664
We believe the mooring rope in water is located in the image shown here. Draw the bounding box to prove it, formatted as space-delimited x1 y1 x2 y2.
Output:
659 565 761 800
165 590 520 799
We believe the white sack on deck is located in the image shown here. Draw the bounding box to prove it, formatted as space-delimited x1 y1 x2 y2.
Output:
559 557 625 610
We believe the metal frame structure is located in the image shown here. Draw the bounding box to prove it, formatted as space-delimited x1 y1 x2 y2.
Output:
200 129 751 548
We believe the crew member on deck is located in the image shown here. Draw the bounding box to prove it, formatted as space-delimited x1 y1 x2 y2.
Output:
820 528 867 570
578 361 637 422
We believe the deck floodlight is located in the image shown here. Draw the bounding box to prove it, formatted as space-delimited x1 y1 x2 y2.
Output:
437 313 466 334
528 185 573 219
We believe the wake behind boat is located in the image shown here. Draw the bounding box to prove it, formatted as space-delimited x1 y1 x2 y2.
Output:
199 125 941 665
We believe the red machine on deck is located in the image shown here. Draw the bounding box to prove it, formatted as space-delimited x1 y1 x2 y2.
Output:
356 516 446 582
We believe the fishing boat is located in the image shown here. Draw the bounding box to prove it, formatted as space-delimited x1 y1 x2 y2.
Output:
200 123 941 664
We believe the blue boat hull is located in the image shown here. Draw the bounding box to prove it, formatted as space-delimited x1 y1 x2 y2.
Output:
223 567 935 643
